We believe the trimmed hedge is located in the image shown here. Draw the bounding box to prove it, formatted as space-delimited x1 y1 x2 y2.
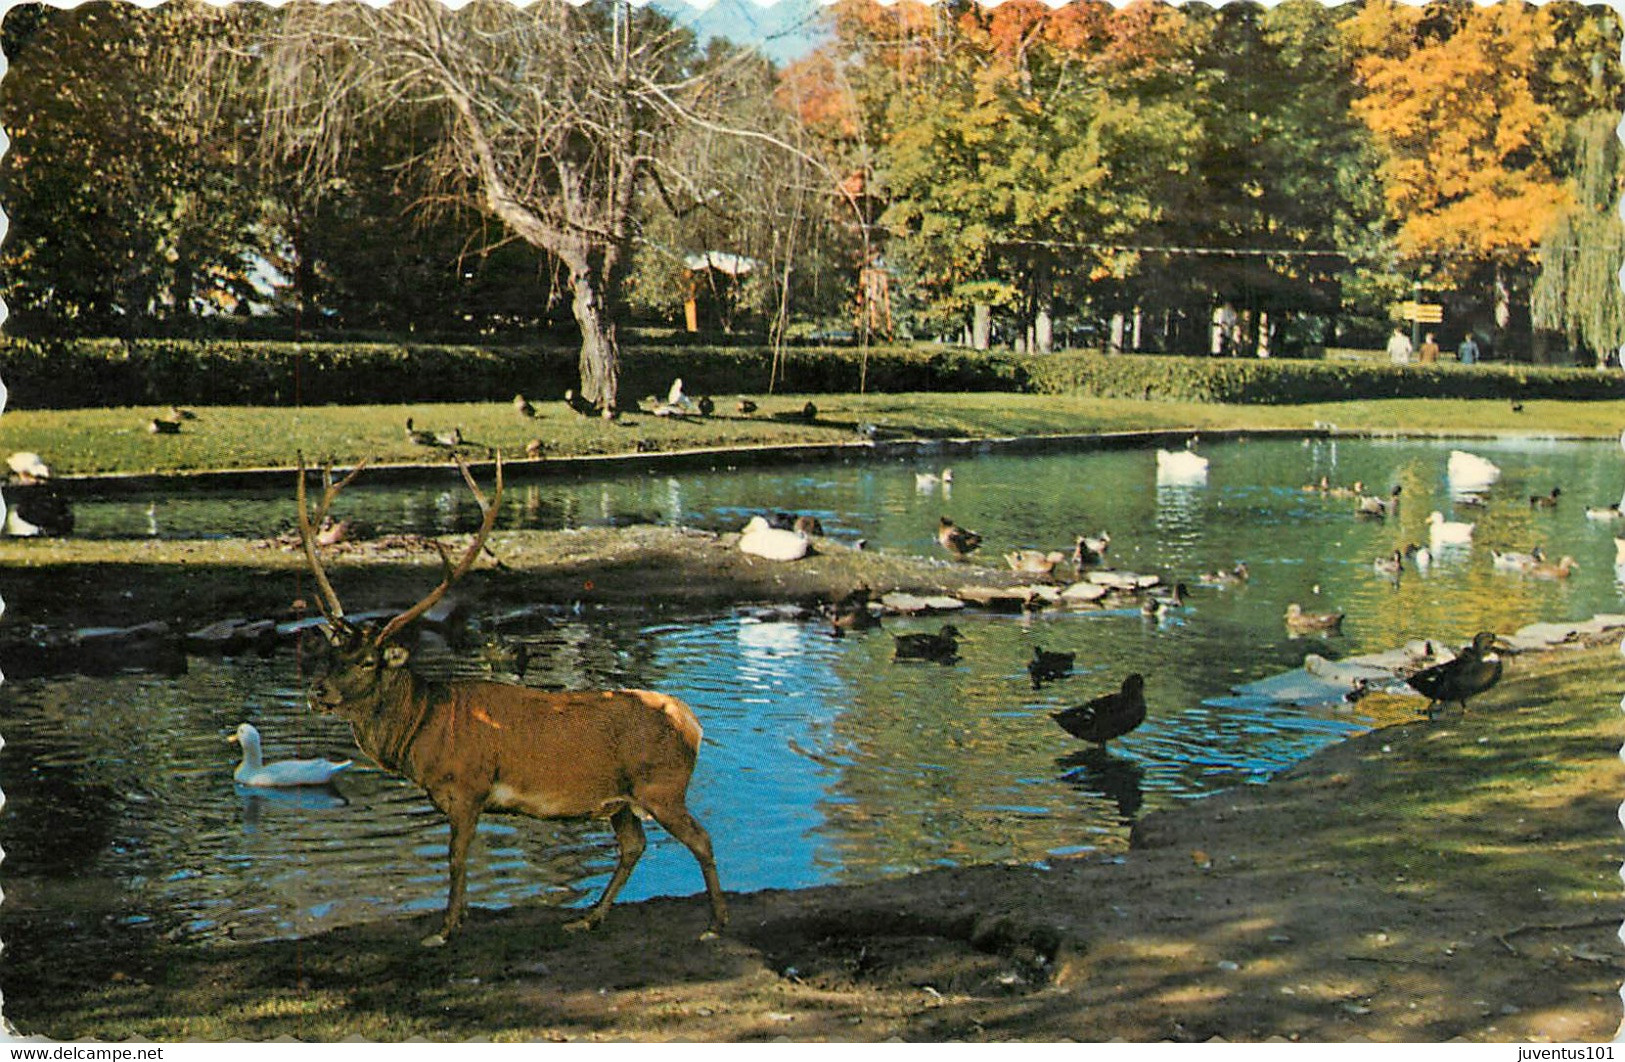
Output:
0 336 1617 409
1017 351 1625 404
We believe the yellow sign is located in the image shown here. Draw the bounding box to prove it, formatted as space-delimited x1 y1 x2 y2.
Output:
1402 301 1444 324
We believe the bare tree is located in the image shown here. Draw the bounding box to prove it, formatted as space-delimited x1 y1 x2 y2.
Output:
260 0 775 413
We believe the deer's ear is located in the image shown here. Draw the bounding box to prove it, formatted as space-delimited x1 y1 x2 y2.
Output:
383 644 411 669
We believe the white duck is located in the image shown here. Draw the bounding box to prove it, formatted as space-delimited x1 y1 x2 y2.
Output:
915 469 954 491
1447 450 1501 491
1427 510 1475 547
738 515 811 561
230 723 352 788
1156 448 1209 483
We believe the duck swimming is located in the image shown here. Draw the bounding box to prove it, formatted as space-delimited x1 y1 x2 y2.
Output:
1028 646 1075 688
1051 674 1147 747
1427 511 1474 547
1529 487 1562 509
1284 603 1344 635
1197 562 1249 586
1407 632 1504 715
1447 450 1501 490
230 723 352 788
893 625 962 663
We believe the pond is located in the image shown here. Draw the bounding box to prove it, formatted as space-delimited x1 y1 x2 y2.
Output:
4 435 1621 945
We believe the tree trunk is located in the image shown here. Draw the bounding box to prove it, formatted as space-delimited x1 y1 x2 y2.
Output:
569 262 620 414
972 303 991 351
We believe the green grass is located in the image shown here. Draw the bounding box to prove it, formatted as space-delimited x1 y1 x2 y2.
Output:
3 394 1623 477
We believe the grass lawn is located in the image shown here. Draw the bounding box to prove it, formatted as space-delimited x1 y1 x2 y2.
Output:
2 393 1623 476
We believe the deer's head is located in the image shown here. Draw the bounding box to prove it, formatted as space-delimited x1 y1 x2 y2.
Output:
296 453 502 722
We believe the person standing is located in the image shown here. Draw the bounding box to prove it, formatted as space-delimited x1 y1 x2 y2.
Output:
1457 333 1480 364
1418 332 1440 364
1387 326 1414 364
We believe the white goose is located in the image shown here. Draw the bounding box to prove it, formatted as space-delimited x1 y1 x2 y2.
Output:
1427 510 1475 547
230 723 352 788
1447 450 1501 491
1156 447 1209 483
738 515 811 561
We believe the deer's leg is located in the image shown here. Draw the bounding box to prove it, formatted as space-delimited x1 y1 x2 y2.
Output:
424 794 480 948
646 802 728 940
565 805 644 933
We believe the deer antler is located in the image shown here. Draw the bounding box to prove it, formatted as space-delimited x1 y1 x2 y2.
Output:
374 453 504 646
296 452 370 624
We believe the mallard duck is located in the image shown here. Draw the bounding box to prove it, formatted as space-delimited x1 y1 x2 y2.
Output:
1197 562 1249 586
736 399 758 415
1584 503 1622 521
1490 546 1544 572
1447 450 1501 490
168 405 198 421
1284 603 1344 635
513 393 536 418
1529 487 1562 509
1072 532 1111 569
1374 550 1405 576
937 516 983 560
893 624 962 663
1407 632 1504 714
1404 543 1433 570
525 438 546 459
739 515 810 561
405 417 438 446
826 588 881 637
1326 480 1364 500
564 389 597 416
434 426 465 448
697 396 715 417
1006 549 1066 578
1028 646 1075 688
792 514 824 537
1156 448 1209 482
1528 555 1579 580
1302 475 1330 494
147 417 182 435
1355 485 1402 518
1051 674 1147 747
230 723 352 788
1145 581 1188 609
1427 510 1474 547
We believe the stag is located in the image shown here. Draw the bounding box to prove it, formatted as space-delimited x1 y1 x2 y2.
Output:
296 454 728 946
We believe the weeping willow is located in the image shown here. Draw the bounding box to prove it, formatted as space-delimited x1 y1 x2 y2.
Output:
1532 111 1625 357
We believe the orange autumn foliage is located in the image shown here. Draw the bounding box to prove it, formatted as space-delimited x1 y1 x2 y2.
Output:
1345 0 1571 274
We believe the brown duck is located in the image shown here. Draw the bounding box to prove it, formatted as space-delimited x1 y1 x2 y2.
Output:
1051 674 1147 747
1028 646 1075 688
1407 631 1504 714
1284 603 1344 635
893 624 962 663
937 517 983 560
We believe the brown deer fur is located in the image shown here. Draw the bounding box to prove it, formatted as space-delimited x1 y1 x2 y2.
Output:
297 455 727 946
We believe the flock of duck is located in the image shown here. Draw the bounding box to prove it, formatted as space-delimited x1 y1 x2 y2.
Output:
758 443 1550 751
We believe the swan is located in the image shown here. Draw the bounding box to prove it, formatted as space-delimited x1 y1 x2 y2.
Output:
738 515 810 561
1156 448 1209 483
1447 450 1501 490
1427 510 1474 547
230 723 352 788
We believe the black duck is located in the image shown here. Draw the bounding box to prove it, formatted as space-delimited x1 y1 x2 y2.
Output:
1051 674 1147 747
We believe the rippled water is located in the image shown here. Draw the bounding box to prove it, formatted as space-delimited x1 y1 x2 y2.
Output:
4 435 1620 944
